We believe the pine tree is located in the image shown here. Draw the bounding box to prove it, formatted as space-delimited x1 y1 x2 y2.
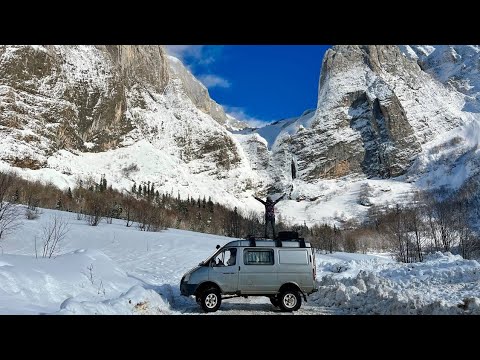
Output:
143 184 147 196
67 187 73 199
132 183 137 194
208 196 214 213
99 175 106 192
202 196 206 208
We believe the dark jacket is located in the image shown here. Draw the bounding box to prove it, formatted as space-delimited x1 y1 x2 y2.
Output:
253 194 286 219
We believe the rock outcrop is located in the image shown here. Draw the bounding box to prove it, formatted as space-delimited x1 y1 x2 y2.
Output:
266 45 466 183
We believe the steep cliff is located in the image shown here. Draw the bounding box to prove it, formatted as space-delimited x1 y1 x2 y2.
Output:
261 45 467 188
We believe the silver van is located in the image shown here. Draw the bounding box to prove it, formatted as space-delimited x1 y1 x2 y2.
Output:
180 233 318 312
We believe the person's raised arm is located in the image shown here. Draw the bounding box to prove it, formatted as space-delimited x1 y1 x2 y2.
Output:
252 195 266 205
274 193 286 204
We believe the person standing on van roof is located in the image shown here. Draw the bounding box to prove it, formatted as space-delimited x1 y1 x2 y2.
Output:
253 193 286 239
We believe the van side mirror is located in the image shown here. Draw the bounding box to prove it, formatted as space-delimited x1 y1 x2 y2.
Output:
216 245 220 249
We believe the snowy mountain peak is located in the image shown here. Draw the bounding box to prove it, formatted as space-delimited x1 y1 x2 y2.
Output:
166 54 247 131
303 45 467 179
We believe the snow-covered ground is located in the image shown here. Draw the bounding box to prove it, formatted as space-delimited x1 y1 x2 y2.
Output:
0 207 479 314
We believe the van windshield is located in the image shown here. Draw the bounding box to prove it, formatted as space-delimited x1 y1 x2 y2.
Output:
199 247 237 267
199 248 223 266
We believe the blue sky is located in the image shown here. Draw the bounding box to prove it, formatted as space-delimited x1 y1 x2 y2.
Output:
165 45 331 127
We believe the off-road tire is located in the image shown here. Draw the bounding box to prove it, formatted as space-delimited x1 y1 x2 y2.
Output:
279 289 302 312
200 287 222 313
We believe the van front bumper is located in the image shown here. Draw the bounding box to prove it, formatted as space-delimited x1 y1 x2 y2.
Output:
180 282 197 297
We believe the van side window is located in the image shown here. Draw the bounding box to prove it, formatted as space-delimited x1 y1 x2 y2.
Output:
244 249 274 265
278 249 308 264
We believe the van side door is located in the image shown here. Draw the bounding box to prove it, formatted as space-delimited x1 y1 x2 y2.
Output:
277 249 311 289
238 248 277 295
208 248 239 294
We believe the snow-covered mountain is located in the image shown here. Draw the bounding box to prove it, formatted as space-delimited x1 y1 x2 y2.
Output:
236 45 480 226
400 45 480 112
0 45 258 214
1 45 480 227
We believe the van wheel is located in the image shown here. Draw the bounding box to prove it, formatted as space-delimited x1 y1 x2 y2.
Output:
200 288 222 313
279 289 302 312
269 296 280 307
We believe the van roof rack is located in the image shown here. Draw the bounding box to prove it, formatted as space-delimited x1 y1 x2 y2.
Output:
244 231 306 248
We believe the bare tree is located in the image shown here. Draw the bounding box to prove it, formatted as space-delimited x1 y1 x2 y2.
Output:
41 215 70 258
84 192 104 226
403 206 425 262
343 230 359 253
136 199 152 231
378 205 408 262
453 200 478 259
122 196 136 227
243 210 262 237
0 172 22 242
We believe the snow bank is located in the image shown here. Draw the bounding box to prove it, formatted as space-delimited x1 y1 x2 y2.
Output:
313 252 480 314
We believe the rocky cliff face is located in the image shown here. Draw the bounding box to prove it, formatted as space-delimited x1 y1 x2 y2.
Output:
0 45 262 214
0 45 246 172
0 45 168 167
166 55 247 131
261 45 468 187
167 55 227 125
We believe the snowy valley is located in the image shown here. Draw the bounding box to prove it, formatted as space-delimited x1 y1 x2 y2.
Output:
2 45 480 315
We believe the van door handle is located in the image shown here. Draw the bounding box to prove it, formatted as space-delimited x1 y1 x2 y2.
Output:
222 272 235 275
238 266 241 271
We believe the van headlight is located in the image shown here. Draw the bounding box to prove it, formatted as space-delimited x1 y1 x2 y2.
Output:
183 273 190 283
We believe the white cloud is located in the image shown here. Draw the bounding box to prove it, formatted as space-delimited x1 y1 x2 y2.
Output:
198 74 231 89
164 45 217 65
165 45 231 89
223 105 270 128
164 45 205 62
